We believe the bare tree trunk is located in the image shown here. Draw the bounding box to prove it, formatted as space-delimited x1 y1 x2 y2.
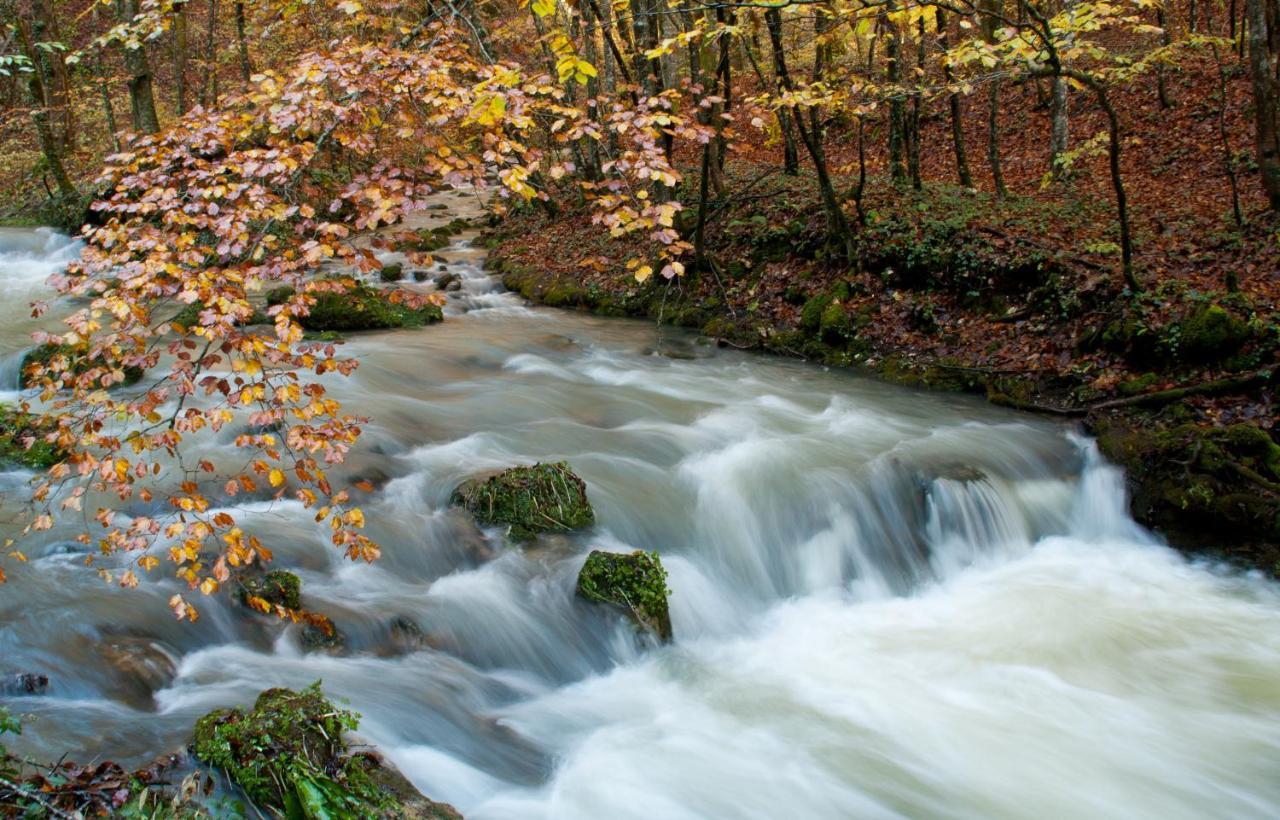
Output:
95 49 121 153
1049 76 1069 178
766 7 852 256
938 10 973 187
1156 4 1176 108
36 0 76 149
886 2 907 184
174 0 189 115
205 0 219 107
741 32 798 174
235 1 252 83
1246 0 1280 208
115 0 161 133
1211 42 1245 226
981 0 1007 197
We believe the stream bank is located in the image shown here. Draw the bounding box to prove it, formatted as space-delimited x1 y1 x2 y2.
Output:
485 175 1280 573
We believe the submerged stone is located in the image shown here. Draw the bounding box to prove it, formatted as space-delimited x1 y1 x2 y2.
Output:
192 682 457 818
576 549 673 642
451 461 595 542
1 671 49 695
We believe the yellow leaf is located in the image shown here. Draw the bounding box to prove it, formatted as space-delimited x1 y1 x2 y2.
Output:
269 468 286 487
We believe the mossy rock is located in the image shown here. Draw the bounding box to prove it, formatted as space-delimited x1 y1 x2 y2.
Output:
172 301 271 331
1178 304 1250 361
193 683 452 818
451 461 594 542
403 230 451 253
800 294 832 334
298 283 442 332
0 405 65 469
300 614 346 654
1094 420 1280 560
265 285 296 306
818 300 855 344
21 343 144 390
576 550 673 642
238 570 301 611
379 262 404 282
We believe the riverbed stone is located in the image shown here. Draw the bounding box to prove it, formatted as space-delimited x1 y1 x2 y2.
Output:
1 671 49 695
20 342 143 390
576 549 673 642
264 282 442 331
451 461 595 542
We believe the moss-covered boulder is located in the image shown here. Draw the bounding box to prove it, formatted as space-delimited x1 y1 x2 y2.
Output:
379 262 404 282
267 282 443 332
20 343 143 389
576 550 672 642
0 406 64 469
451 462 594 542
1178 303 1250 361
238 570 301 611
1094 419 1280 570
193 683 459 819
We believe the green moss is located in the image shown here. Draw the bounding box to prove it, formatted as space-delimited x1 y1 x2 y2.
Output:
403 230 451 253
800 294 832 333
1178 304 1250 361
818 300 854 344
238 570 301 611
21 343 144 389
301 283 442 332
452 461 595 542
192 683 400 817
1095 420 1280 556
379 263 404 282
1118 373 1159 396
265 285 296 306
0 406 64 469
576 550 673 642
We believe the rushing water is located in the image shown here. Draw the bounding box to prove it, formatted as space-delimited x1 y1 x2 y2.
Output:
1 207 1278 819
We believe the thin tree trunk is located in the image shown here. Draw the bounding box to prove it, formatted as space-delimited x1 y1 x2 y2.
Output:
1245 0 1280 208
981 0 1007 197
1211 42 1245 226
907 15 925 190
886 2 906 184
36 0 75 149
205 0 219 107
1049 76 1069 178
235 1 252 83
95 49 121 153
174 0 189 116
1156 4 1175 108
938 10 973 187
741 33 798 174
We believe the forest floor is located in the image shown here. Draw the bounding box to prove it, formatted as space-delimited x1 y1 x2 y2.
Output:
485 51 1280 573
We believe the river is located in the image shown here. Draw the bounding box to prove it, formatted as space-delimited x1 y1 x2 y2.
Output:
1 207 1278 819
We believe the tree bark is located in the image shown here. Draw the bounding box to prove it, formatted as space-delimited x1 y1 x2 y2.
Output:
204 0 219 107
235 1 252 83
7 2 77 199
981 0 1007 196
938 10 973 187
174 0 189 116
1246 0 1280 208
115 0 161 134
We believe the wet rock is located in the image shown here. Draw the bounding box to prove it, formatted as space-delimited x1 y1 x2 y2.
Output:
300 614 346 654
193 682 458 818
452 461 595 542
1093 419 1280 569
1 671 49 695
413 269 430 282
576 549 673 642
96 632 179 709
238 569 302 611
375 615 435 657
434 272 462 292
379 262 405 282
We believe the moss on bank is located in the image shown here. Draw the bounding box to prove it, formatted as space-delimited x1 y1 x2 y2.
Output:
1092 419 1280 570
452 462 595 541
576 550 673 642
